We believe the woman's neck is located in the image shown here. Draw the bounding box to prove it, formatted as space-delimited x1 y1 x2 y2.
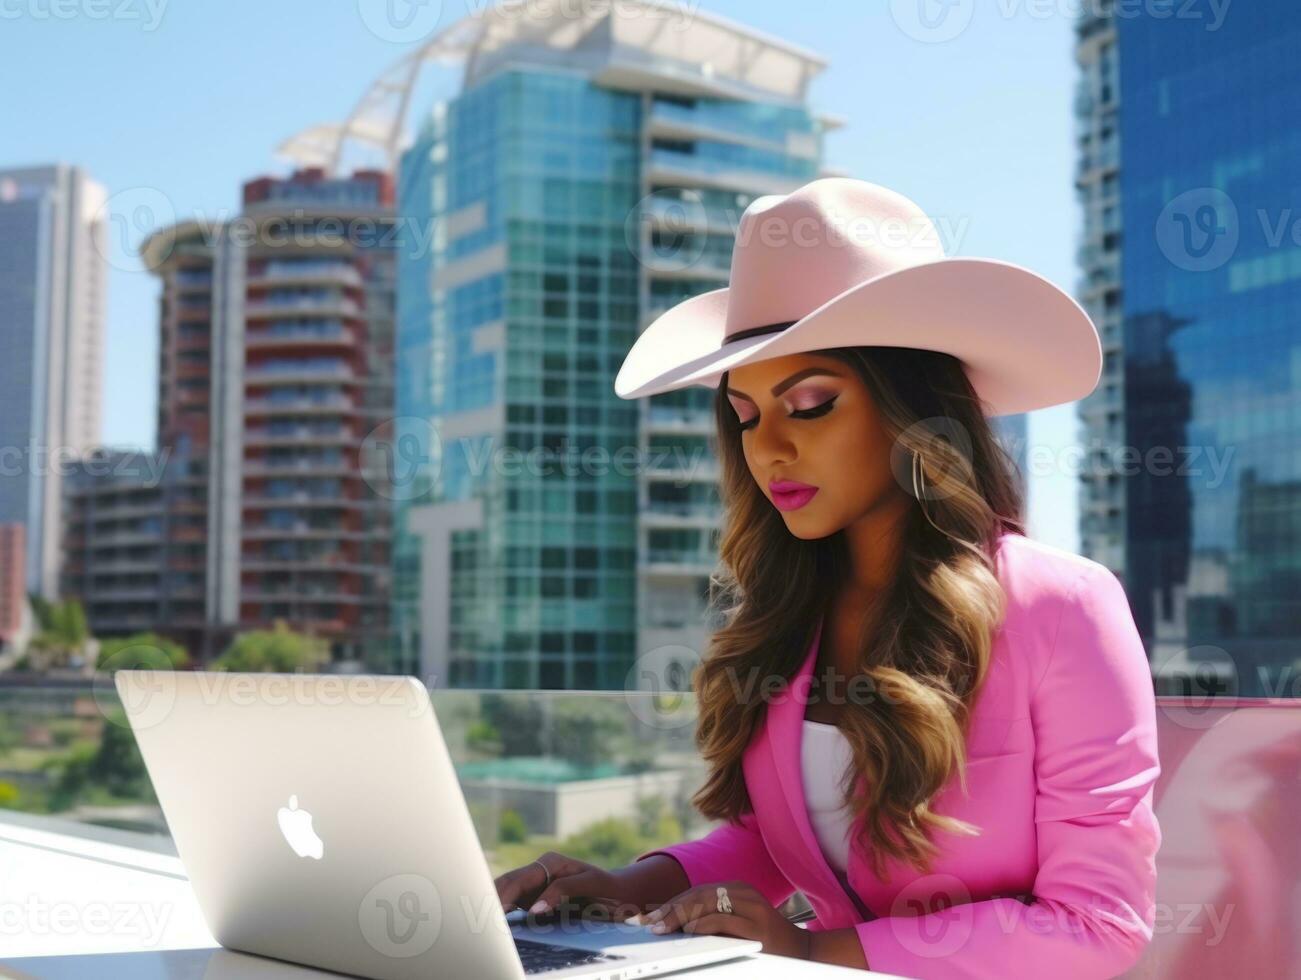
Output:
840 492 909 595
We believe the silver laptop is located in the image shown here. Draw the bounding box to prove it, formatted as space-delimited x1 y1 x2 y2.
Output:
115 670 763 979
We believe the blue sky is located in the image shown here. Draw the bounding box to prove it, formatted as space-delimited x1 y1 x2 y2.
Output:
0 0 1084 551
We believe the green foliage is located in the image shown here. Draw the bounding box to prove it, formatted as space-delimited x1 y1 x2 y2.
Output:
635 794 665 838
213 623 329 673
499 808 528 844
547 698 625 770
27 598 93 670
39 713 154 812
28 594 53 631
557 816 645 867
42 742 95 811
97 633 191 671
466 719 502 754
487 813 686 879
634 795 683 843
91 714 155 800
480 694 545 757
0 781 19 807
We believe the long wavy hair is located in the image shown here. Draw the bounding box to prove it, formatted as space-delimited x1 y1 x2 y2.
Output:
690 344 1026 882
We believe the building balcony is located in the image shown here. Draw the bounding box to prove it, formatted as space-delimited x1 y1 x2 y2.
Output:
243 297 361 320
239 590 377 606
82 558 171 576
643 463 721 484
242 526 384 542
83 530 164 548
1074 141 1120 184
79 587 165 602
1075 5 1115 42
646 104 799 157
241 457 354 477
640 253 733 282
239 556 374 573
247 262 363 288
242 490 377 508
638 193 739 238
1075 238 1121 270
640 552 718 576
173 268 213 288
174 334 210 356
71 502 164 522
646 407 715 434
1075 267 1120 300
244 396 357 417
646 148 802 197
640 505 719 529
1079 383 1123 414
244 363 360 385
242 426 354 447
244 326 357 351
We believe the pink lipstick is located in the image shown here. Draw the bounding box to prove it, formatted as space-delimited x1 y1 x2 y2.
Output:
769 478 819 512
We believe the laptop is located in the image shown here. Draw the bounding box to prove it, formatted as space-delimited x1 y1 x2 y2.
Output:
115 670 764 979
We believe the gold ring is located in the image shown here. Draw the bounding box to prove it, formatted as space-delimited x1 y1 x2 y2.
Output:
715 886 733 914
531 859 552 890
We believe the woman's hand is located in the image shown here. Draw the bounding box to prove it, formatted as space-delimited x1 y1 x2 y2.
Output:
494 850 637 920
631 880 811 960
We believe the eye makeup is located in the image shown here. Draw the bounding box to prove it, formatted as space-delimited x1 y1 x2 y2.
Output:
734 392 839 432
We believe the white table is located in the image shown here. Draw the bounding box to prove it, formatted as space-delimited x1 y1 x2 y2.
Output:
0 816 902 978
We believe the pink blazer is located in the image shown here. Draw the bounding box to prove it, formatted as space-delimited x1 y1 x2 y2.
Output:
635 531 1162 978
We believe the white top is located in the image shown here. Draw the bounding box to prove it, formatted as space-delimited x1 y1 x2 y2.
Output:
800 719 857 874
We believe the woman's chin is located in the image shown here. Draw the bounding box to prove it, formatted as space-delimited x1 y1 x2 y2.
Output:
779 508 836 540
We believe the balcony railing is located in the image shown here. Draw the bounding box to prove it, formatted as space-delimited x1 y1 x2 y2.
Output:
249 262 363 287
0 682 706 858
3 678 1299 975
244 297 361 319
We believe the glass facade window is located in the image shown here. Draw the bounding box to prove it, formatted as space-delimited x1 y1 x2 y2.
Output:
395 69 643 688
1116 2 1301 696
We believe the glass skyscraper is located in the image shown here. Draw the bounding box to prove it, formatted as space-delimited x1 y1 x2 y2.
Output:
391 5 835 689
1075 1 1301 696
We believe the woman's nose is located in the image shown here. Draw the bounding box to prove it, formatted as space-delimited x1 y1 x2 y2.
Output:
749 419 796 468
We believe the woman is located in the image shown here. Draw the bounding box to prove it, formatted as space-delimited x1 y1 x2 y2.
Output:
495 178 1161 977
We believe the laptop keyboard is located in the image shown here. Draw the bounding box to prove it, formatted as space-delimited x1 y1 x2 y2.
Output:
514 936 627 974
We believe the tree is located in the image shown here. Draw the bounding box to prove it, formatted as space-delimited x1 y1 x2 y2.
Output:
40 712 155 812
548 698 624 771
27 597 92 671
499 808 528 844
480 694 545 757
558 817 644 867
43 742 94 811
466 719 502 755
96 633 191 671
213 622 329 673
90 713 155 801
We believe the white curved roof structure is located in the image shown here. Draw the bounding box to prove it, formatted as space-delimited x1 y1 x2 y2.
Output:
278 0 836 174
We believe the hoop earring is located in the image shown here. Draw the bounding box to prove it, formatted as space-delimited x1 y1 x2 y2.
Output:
912 451 946 536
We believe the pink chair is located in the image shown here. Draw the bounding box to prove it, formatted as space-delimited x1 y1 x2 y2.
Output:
1122 697 1301 978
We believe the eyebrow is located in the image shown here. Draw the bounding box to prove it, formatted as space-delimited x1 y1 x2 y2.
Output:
726 367 845 403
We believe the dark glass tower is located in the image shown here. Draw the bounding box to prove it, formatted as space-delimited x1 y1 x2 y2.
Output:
1077 1 1301 696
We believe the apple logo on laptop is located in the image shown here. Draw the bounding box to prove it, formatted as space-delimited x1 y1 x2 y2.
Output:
277 795 324 859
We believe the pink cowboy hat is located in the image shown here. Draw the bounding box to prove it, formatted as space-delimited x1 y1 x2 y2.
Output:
613 177 1100 417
